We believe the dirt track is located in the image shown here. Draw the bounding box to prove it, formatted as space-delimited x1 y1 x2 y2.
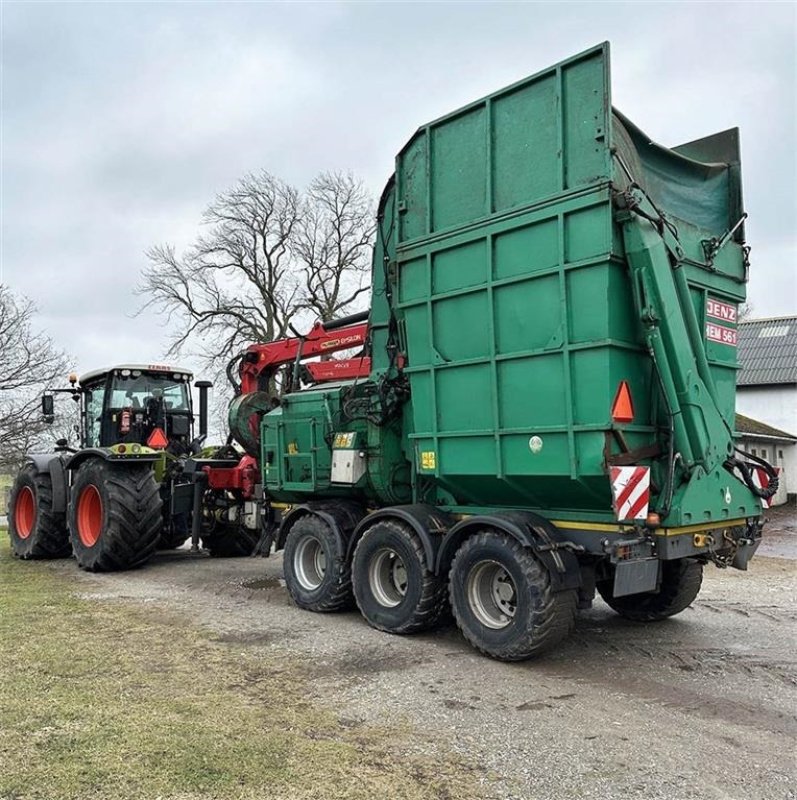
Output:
39 510 797 800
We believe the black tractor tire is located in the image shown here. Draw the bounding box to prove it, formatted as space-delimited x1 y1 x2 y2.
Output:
202 521 258 558
67 459 162 572
449 531 576 662
7 463 71 559
282 515 353 612
352 520 448 634
597 559 703 622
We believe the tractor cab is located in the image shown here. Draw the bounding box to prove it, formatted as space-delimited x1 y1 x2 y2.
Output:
75 364 196 453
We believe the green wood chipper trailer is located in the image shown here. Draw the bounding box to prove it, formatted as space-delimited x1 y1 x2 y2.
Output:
9 42 774 662
244 42 776 661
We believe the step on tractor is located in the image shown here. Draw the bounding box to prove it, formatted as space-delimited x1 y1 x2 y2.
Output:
7 364 258 570
9 43 779 661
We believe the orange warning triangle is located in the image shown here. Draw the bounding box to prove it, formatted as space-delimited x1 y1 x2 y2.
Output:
147 427 169 449
611 381 634 423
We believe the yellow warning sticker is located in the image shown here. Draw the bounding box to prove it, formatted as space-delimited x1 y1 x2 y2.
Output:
287 441 299 455
333 432 355 449
421 451 436 470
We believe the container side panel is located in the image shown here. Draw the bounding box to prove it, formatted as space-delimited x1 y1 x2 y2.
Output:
492 76 560 211
493 217 559 279
562 54 611 189
398 134 428 242
494 275 562 354
430 108 488 231
433 291 491 362
497 355 566 429
432 240 487 294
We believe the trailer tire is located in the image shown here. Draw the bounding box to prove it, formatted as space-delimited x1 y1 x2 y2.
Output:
68 459 162 572
283 515 353 612
597 559 703 621
8 463 71 559
449 531 576 661
353 520 448 634
202 521 258 557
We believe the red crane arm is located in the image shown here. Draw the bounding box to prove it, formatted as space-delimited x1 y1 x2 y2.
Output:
239 320 370 394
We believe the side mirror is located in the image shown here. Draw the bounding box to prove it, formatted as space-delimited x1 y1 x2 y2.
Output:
41 394 55 423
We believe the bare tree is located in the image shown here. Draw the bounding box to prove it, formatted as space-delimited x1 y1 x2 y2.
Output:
138 170 375 375
139 171 303 368
0 285 71 472
295 172 374 322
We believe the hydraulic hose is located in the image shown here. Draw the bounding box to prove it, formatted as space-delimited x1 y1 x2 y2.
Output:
725 448 779 501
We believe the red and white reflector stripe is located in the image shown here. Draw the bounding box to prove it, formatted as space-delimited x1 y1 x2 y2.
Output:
751 466 780 508
609 466 651 521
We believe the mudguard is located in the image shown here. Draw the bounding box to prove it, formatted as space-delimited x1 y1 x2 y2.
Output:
346 504 454 571
436 511 582 592
25 453 70 513
276 501 365 552
65 448 161 472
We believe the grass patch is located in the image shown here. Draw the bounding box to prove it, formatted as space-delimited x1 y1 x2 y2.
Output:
0 537 483 800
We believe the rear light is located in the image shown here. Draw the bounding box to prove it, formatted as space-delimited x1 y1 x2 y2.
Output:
611 381 634 423
117 445 127 453
645 512 661 529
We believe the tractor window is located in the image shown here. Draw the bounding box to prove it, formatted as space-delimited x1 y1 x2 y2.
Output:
83 384 106 447
109 373 189 411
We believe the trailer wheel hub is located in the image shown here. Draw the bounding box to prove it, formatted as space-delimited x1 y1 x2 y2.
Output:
467 560 517 629
294 535 327 591
15 486 35 539
76 484 103 547
369 548 408 608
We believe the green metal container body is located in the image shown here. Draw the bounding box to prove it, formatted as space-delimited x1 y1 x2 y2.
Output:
370 42 758 524
263 42 762 527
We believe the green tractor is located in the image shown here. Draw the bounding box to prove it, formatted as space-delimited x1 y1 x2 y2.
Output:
7 364 256 570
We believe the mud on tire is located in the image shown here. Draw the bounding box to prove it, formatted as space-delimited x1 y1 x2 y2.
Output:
353 520 448 634
283 515 353 612
8 462 71 559
597 559 703 622
68 459 162 572
449 531 576 662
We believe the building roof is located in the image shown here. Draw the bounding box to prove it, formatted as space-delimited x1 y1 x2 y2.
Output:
735 413 797 442
737 316 797 386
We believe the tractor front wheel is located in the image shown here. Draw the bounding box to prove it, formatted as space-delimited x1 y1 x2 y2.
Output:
67 459 162 571
8 463 71 559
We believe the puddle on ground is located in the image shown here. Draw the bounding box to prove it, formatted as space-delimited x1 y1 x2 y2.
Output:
241 576 286 590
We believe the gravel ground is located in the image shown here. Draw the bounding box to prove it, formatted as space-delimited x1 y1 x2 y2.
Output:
28 509 797 800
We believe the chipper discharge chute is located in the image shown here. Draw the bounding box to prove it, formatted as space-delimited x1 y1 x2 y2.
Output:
239 42 776 660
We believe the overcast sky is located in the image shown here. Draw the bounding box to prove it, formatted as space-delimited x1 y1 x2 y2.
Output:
2 1 795 389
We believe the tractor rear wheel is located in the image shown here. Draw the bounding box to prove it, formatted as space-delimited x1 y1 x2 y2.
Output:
8 463 71 559
67 459 162 571
597 559 703 622
283 515 353 612
449 531 576 661
353 520 448 634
